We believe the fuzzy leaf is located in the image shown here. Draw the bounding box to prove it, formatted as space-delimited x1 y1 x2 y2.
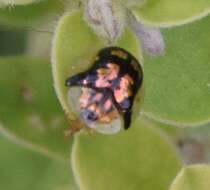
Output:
169 164 210 190
0 137 77 190
131 0 210 27
143 13 210 127
130 17 165 56
84 0 126 40
0 57 72 162
0 0 64 27
52 10 142 133
72 117 182 190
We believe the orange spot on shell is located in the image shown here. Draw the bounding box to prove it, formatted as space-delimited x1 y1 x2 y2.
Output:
83 79 88 85
93 93 103 102
79 86 120 124
114 74 133 103
104 99 112 111
96 63 119 88
111 50 128 59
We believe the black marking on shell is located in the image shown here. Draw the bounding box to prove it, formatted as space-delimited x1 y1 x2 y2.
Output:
65 47 143 130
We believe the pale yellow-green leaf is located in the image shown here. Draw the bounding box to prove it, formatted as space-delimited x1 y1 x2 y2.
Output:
131 0 210 27
169 164 210 190
0 0 64 26
143 13 210 127
72 117 182 190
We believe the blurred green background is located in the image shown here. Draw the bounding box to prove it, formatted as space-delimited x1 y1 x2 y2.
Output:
0 26 77 190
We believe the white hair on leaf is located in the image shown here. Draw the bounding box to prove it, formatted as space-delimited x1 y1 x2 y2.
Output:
84 0 126 41
130 15 165 56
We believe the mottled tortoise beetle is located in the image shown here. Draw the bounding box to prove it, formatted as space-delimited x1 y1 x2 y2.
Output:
65 46 143 133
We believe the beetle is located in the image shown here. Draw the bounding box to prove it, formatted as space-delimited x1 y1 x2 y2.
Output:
65 46 143 131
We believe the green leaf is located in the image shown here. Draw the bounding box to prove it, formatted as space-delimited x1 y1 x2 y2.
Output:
52 10 142 132
0 0 38 6
169 164 210 190
0 137 77 190
143 13 210 127
131 0 210 27
0 57 72 162
72 117 182 190
0 0 64 27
